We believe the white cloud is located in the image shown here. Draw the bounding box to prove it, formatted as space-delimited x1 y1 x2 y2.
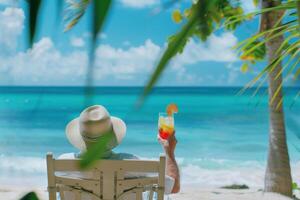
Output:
119 0 159 8
0 7 24 50
166 32 239 85
94 39 161 80
175 66 202 84
172 32 238 69
0 32 240 85
0 38 161 85
0 37 88 85
70 37 85 47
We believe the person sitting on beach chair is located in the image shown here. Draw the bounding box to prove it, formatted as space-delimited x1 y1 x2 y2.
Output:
57 105 180 199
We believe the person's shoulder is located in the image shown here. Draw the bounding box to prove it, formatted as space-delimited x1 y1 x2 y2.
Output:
110 152 139 160
58 152 77 159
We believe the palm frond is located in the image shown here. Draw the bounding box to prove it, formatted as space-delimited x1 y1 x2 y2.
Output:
64 0 90 32
139 0 246 104
19 191 39 200
234 1 300 106
275 47 300 80
138 11 198 106
80 133 114 168
92 0 112 41
27 0 41 47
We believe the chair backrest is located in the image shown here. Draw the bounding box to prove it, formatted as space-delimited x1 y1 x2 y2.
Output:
46 152 166 200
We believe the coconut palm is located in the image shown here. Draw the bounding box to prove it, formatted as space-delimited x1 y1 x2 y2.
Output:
260 0 292 196
234 0 300 196
233 1 300 196
141 0 300 197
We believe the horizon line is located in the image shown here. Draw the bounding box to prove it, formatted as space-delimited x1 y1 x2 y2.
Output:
0 85 299 88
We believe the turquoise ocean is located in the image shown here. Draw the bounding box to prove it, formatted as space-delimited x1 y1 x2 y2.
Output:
0 87 299 188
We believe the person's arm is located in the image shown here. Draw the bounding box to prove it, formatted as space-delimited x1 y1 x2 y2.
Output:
158 134 180 193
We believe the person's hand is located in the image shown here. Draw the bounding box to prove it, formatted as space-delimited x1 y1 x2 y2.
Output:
158 132 177 158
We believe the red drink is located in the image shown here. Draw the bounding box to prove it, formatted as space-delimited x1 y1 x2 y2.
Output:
159 128 170 140
158 114 174 140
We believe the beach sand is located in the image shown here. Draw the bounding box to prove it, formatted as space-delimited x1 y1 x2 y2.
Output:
1 186 295 200
169 187 294 200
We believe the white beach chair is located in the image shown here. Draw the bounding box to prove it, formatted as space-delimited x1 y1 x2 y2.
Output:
46 152 166 200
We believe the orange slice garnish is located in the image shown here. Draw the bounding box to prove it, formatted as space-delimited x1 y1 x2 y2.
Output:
166 103 178 116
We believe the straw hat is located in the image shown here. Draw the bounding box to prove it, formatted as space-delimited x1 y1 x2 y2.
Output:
65 105 126 151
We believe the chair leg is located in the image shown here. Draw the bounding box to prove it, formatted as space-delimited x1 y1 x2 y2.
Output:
149 190 154 200
136 189 143 200
74 190 81 200
157 189 164 200
58 186 65 200
48 188 57 200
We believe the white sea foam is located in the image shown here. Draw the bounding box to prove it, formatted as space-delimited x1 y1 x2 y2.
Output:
181 164 265 187
0 155 47 187
0 154 46 174
0 155 299 189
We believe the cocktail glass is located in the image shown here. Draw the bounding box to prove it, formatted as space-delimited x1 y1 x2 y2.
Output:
158 112 174 140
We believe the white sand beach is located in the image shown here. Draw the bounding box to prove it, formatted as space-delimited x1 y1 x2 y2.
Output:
169 187 295 200
0 185 296 200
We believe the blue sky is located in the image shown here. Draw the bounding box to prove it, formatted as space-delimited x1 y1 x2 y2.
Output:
0 0 288 86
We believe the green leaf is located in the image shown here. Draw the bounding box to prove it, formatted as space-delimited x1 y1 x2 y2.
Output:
253 0 259 7
80 133 115 169
241 63 249 73
172 9 183 23
27 0 41 47
138 12 198 105
64 0 90 32
92 0 112 41
83 0 112 106
292 182 298 190
20 192 39 200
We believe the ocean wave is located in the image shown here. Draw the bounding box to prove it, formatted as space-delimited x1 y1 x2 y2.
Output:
0 155 299 188
0 154 46 174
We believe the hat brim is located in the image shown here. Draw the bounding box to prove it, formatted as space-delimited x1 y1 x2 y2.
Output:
66 116 126 151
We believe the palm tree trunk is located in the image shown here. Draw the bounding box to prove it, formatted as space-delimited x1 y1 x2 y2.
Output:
262 0 292 197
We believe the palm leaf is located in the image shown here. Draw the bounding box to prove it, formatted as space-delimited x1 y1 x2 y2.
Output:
287 56 300 77
81 0 113 168
234 20 294 52
240 55 281 95
235 1 300 103
64 0 113 169
236 21 296 53
27 0 41 47
275 30 299 56
20 192 39 200
80 133 114 168
64 0 90 32
270 82 283 106
275 47 300 80
224 2 294 31
250 74 268 98
92 0 112 41
138 12 198 105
